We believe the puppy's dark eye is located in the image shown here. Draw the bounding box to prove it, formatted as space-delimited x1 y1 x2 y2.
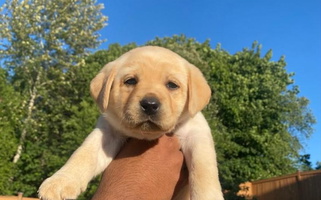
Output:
124 78 138 85
166 81 179 90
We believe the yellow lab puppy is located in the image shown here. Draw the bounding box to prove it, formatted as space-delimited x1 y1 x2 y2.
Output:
39 46 224 200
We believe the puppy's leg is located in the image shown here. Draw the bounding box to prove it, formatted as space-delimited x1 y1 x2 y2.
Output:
39 117 125 200
177 113 224 200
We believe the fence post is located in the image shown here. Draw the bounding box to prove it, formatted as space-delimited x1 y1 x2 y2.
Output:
237 182 253 199
296 171 303 200
17 192 23 200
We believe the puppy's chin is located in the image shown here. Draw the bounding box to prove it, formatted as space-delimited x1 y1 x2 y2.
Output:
125 120 174 140
103 112 176 140
137 121 162 132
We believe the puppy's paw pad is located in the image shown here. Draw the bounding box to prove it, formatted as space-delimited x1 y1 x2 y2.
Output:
38 175 82 200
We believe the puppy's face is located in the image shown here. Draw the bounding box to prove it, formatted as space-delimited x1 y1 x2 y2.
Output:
90 46 211 140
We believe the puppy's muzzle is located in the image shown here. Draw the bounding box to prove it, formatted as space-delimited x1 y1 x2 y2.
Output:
140 96 160 116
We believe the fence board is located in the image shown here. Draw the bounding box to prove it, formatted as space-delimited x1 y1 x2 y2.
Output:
238 170 321 200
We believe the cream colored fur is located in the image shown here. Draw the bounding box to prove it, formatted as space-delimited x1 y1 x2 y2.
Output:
38 46 224 200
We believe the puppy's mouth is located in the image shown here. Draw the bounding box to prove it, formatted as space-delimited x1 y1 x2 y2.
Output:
123 115 170 134
133 119 174 140
137 119 162 131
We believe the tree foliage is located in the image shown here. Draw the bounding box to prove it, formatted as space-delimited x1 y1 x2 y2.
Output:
146 36 315 197
0 0 106 196
0 68 21 193
298 154 313 171
0 33 316 199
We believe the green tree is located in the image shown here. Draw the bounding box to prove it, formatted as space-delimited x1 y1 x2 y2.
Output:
298 154 313 171
0 0 106 196
0 68 21 193
147 35 315 199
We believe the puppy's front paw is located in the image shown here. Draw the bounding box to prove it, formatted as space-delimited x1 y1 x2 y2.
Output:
38 174 84 200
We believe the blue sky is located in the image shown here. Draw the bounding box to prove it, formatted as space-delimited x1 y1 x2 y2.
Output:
98 0 321 167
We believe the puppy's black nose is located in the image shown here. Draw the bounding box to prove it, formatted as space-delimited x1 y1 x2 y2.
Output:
140 97 160 115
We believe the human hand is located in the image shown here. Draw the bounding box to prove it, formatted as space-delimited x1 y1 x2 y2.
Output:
91 134 188 200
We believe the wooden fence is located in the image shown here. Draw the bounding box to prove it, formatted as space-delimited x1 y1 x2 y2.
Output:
0 193 38 200
237 170 321 200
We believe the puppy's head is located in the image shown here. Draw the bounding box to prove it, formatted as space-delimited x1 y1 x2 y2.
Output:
90 46 211 139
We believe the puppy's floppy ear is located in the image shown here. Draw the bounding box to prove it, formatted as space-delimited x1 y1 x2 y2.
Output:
90 62 117 112
187 63 211 117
